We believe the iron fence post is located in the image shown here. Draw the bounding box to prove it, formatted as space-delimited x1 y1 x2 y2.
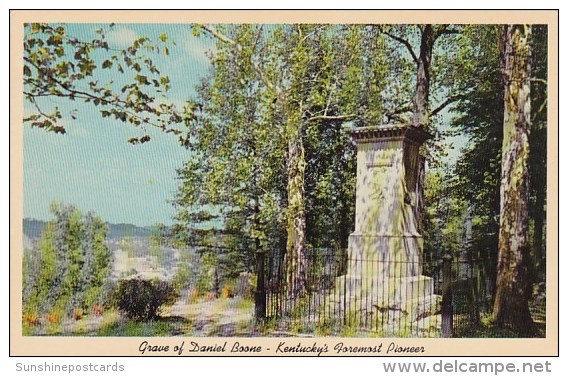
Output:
441 253 453 338
255 249 266 321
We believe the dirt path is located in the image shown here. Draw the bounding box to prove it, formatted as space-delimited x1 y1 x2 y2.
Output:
167 297 256 336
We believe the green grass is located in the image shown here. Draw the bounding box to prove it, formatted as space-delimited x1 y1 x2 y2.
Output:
22 308 194 337
97 316 193 336
234 297 254 310
22 322 36 336
453 314 546 338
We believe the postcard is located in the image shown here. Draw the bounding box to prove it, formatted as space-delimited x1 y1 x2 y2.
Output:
10 9 558 356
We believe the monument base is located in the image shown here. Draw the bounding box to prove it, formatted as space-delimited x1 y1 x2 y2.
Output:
326 232 441 332
330 274 440 323
345 233 424 277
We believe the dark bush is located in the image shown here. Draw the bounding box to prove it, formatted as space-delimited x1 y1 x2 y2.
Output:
114 278 179 321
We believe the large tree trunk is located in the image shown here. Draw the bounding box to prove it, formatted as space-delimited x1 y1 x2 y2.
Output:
412 25 435 127
493 24 535 335
412 25 435 235
284 125 307 296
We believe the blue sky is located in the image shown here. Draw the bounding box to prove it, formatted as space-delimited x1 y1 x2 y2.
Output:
24 24 214 226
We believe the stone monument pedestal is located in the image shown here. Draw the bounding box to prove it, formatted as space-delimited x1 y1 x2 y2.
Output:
330 125 440 333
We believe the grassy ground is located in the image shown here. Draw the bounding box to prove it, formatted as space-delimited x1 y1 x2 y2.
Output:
23 296 256 337
96 315 193 336
22 298 545 338
453 314 546 338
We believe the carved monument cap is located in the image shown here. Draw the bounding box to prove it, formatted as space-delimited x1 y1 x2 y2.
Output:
348 124 431 145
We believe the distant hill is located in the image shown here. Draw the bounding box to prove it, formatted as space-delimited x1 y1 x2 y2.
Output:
106 223 153 238
23 218 155 240
22 218 46 239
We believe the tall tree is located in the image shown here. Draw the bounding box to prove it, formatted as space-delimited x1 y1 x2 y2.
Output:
452 25 547 309
23 203 111 318
493 24 535 334
380 25 463 129
191 24 381 295
412 24 435 127
175 24 286 262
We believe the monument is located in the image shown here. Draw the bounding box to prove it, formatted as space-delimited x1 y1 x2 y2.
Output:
332 124 441 334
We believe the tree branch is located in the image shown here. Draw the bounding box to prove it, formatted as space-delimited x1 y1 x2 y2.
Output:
430 94 465 117
530 78 547 85
532 98 547 122
24 57 181 132
28 97 56 120
379 28 419 65
307 114 357 122
201 24 280 94
201 24 237 46
434 25 461 38
386 103 413 116
35 23 123 52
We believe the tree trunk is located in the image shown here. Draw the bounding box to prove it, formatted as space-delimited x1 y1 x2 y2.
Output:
412 25 435 127
252 192 267 320
412 25 435 236
284 125 307 296
493 24 535 335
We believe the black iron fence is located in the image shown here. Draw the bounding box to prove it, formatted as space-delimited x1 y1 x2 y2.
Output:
259 250 505 337
104 237 545 337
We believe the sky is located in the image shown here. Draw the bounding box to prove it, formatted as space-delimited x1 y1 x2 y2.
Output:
23 23 468 227
24 24 214 226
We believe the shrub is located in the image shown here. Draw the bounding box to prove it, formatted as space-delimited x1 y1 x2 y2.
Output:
186 288 200 304
220 274 255 298
46 310 62 325
91 304 104 316
72 308 84 321
220 283 235 298
23 312 40 326
196 252 218 294
114 278 179 321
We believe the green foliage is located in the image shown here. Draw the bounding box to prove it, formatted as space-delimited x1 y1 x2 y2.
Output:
170 250 195 292
174 25 397 262
452 26 503 236
527 26 548 279
449 25 547 286
174 25 288 277
422 170 468 259
23 23 180 140
448 27 503 303
195 252 219 295
96 311 193 336
22 203 112 320
113 278 179 321
149 223 168 264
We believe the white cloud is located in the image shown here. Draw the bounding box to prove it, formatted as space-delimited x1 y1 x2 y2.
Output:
106 27 139 49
